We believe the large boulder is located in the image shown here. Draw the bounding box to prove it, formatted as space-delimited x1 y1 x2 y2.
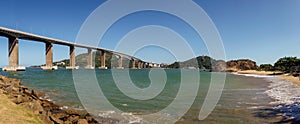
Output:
31 90 46 98
77 119 88 124
12 94 32 104
0 75 21 87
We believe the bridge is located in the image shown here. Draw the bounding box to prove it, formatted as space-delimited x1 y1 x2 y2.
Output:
0 26 161 71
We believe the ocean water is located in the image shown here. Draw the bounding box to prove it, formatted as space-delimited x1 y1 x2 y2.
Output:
0 68 280 123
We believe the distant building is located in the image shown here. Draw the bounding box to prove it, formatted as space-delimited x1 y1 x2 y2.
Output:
55 62 66 66
148 63 161 68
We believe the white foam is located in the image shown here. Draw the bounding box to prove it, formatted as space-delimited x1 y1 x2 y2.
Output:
232 72 274 78
247 106 266 109
264 77 300 104
98 111 116 118
97 111 177 123
233 73 300 105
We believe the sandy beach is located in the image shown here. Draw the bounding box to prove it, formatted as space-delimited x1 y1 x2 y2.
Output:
237 70 300 86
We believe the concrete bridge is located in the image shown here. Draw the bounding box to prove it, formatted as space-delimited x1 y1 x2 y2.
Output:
0 26 159 71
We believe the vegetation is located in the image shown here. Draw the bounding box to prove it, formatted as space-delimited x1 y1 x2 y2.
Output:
226 59 258 71
55 51 141 69
259 64 274 71
167 56 227 71
0 94 43 124
167 56 215 70
274 57 300 73
53 53 300 74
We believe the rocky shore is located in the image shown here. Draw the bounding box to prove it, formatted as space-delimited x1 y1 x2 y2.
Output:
0 75 111 124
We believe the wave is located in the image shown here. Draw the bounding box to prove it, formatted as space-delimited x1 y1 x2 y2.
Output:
232 72 274 78
264 77 300 104
96 111 177 124
235 73 300 105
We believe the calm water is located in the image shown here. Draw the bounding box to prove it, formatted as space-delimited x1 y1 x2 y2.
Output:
0 68 274 123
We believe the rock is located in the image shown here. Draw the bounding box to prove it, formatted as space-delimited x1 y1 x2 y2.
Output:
65 109 81 116
51 112 69 122
0 75 102 124
50 115 64 124
0 76 21 87
77 119 88 124
11 86 19 92
40 100 60 109
12 95 32 104
67 115 80 123
32 89 46 98
0 89 3 94
85 113 98 123
63 120 72 124
32 100 44 114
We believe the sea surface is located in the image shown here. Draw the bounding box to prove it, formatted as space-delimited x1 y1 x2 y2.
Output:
0 68 289 123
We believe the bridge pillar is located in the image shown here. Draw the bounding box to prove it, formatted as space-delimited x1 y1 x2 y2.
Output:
117 55 124 69
2 37 25 71
46 42 53 66
9 37 19 67
41 42 57 70
141 62 144 69
137 61 142 69
99 50 107 69
66 46 78 69
85 48 94 69
131 59 136 69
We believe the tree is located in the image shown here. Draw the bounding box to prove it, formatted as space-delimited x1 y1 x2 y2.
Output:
259 64 274 71
274 57 300 72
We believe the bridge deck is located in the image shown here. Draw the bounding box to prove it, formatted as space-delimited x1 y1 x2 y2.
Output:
0 26 140 61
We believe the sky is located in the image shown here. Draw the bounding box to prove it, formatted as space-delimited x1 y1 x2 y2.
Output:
0 0 299 66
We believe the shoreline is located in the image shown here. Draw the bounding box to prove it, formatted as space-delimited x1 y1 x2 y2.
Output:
0 75 115 124
234 70 300 123
236 70 300 86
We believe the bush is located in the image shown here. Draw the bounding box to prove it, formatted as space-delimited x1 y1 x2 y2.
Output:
274 57 300 73
259 64 274 71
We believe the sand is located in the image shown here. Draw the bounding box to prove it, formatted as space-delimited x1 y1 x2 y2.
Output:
237 70 300 86
0 94 42 124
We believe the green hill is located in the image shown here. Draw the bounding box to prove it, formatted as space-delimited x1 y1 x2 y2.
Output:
167 56 227 71
55 51 134 69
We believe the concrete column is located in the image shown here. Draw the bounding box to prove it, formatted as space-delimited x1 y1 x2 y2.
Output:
132 59 136 69
66 46 79 69
45 42 53 67
141 62 144 69
100 50 107 69
69 46 75 67
137 61 141 69
3 37 25 71
118 55 123 69
87 48 93 68
41 42 57 70
8 37 19 67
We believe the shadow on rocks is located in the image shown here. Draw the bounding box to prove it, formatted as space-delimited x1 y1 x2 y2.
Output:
253 102 300 124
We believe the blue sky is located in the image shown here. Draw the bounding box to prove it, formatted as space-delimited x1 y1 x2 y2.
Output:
0 0 299 66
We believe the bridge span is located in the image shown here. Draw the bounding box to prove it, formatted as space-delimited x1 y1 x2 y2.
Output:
0 26 160 71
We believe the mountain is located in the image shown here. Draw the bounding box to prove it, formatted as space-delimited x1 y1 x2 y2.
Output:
167 56 227 71
53 51 133 69
167 56 258 72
